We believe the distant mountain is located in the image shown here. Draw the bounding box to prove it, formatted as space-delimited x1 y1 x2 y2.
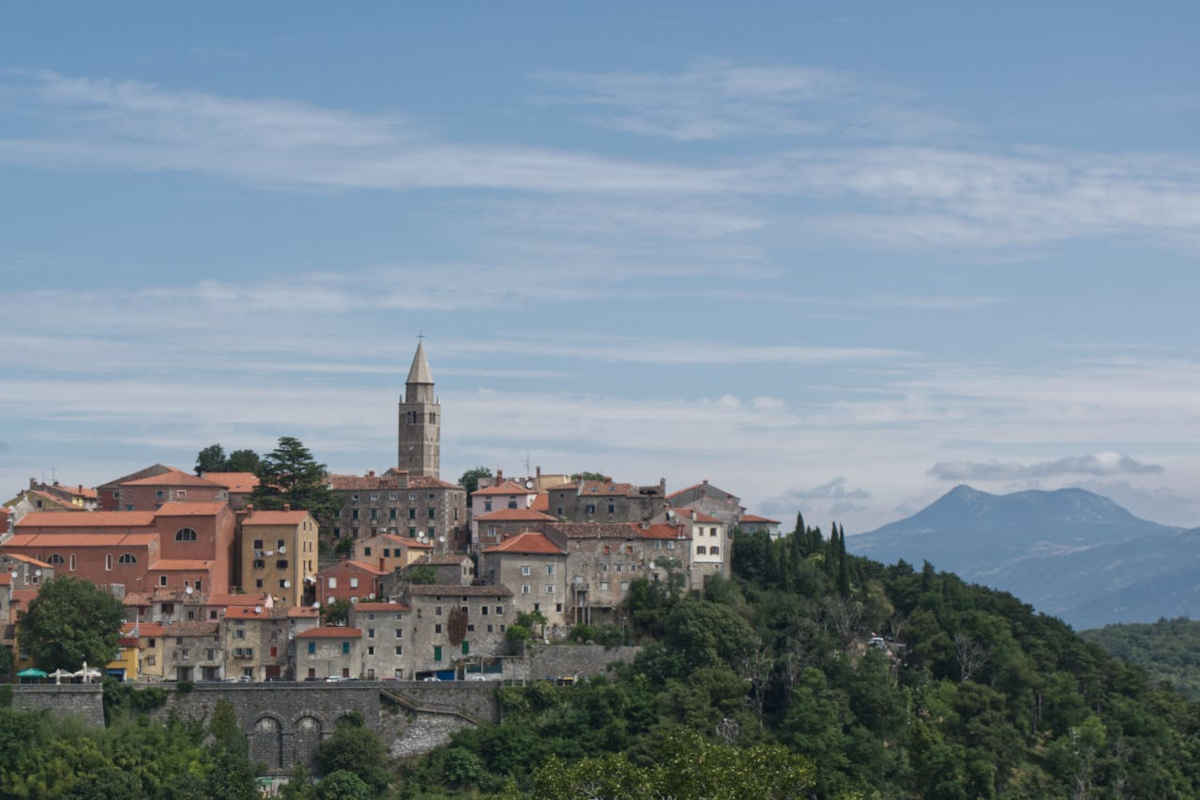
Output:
848 485 1200 629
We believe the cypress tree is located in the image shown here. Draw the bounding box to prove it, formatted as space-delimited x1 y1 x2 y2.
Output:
836 524 851 598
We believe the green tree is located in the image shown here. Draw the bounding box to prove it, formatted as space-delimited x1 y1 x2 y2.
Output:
570 471 610 482
252 436 341 523
322 599 352 626
315 721 390 796
19 576 123 670
226 449 261 473
204 700 258 800
316 770 372 800
407 564 437 584
195 443 227 475
458 466 493 494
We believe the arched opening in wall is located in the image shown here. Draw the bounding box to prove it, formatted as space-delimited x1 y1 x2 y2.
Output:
249 715 283 772
294 715 323 768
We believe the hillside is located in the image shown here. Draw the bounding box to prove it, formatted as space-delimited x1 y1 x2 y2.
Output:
1082 617 1200 700
847 485 1199 628
399 526 1200 799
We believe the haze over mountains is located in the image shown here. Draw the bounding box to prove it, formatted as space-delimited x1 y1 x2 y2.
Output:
848 485 1200 629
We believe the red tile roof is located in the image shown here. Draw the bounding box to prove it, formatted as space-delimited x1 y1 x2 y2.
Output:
318 560 386 576
0 553 52 568
483 531 565 555
380 534 432 549
155 501 228 516
121 469 222 488
97 464 173 489
473 481 532 496
27 490 75 509
121 622 167 637
243 510 311 525
200 472 259 493
740 513 780 524
206 593 270 608
474 507 557 522
165 622 219 636
224 605 280 619
288 607 320 618
636 522 690 540
671 508 723 524
352 602 410 612
16 511 156 527
405 476 461 490
4 532 156 547
530 493 550 512
123 593 150 606
298 626 362 639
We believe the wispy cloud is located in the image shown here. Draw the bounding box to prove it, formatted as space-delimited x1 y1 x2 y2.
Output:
928 452 1165 481
762 477 873 517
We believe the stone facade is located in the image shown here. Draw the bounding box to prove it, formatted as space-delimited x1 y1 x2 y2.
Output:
479 532 569 632
398 342 440 478
163 621 223 681
669 507 731 584
329 470 465 547
296 626 362 680
470 507 557 552
665 480 744 528
350 602 412 679
12 685 105 727
547 479 669 523
404 584 512 677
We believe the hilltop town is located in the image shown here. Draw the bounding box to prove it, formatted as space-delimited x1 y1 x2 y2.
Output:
0 343 782 683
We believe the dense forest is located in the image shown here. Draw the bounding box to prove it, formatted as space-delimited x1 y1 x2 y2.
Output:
5 519 1200 799
1082 617 1200 701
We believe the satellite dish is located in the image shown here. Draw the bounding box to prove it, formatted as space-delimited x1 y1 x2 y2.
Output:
254 606 263 614
283 580 291 588
185 586 194 594
34 569 42 577
525 480 534 489
368 593 376 600
438 536 446 543
279 545 286 553
312 602 321 608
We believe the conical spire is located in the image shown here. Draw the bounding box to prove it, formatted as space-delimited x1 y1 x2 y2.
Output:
406 340 434 385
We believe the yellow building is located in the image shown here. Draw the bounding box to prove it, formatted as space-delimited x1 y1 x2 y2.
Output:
240 509 318 607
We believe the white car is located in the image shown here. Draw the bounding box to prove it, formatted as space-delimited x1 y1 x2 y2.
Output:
324 675 346 683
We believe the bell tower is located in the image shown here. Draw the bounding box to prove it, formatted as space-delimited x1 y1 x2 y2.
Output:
397 340 440 478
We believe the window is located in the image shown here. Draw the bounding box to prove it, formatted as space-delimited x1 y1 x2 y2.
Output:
307 642 316 654
484 500 493 512
394 628 403 639
409 527 416 537
507 499 517 509
434 624 443 634
368 646 375 655
279 579 287 589
276 559 288 569
586 504 596 515
496 606 504 615
545 585 555 594
350 577 359 588
697 546 706 555
520 566 531 576
159 575 167 587
235 629 245 640
370 509 377 521
176 489 187 499
435 606 442 616
433 645 442 662
254 559 265 569
256 579 264 588
48 554 64 565
521 584 531 594
428 508 436 519
368 628 375 639
546 564 555 575
116 552 136 564
352 509 359 520
608 503 615 513
394 646 403 656
428 527 435 538
156 490 164 500
556 603 563 613
389 508 397 520
104 553 113 571
253 539 264 549
341 641 350 654
462 641 470 655
364 546 372 556
467 624 475 632
328 577 337 589
481 605 488 615
711 546 719 555
557 507 563 516
599 581 609 592
409 508 416 519
487 624 493 633
175 528 198 542
667 541 675 550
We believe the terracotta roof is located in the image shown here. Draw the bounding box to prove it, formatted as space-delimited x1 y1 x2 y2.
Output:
148 559 214 571
329 472 460 491
27 490 74 509
224 605 282 619
740 513 780 524
298 626 362 639
155 501 228 516
0 553 52 568
671 508 724 524
405 476 461 490
384 534 432 549
352 602 410 612
318 560 386 576
164 621 219 636
530 493 550 512
123 593 150 606
121 622 167 637
667 481 737 501
243 510 311 525
421 553 471 565
97 464 173 489
473 481 532 496
288 607 320 618
636 522 690 540
474 507 557 522
551 480 636 496
206 593 270 607
407 584 512 597
200 472 259 493
16 511 156 527
121 470 222 488
483 531 565 555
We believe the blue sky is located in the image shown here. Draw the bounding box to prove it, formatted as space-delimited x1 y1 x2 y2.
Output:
4 1 1200 530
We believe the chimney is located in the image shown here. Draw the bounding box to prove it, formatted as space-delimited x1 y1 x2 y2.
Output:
536 466 542 479
703 479 708 485
496 468 503 481
367 470 375 477
283 503 291 512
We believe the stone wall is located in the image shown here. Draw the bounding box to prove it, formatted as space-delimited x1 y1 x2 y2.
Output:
11 685 105 727
524 644 641 680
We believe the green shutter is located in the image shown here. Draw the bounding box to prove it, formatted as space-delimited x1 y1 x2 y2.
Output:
462 641 470 655
434 645 442 662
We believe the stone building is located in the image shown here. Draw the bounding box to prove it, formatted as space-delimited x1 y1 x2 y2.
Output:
738 513 782 538
546 479 669 523
352 532 432 575
415 553 475 586
163 621 223 681
665 480 744 528
328 470 465 547
240 508 319 607
480 532 568 632
398 341 440 479
296 627 362 680
349 602 412 679
222 605 299 682
469 481 537 518
471 507 558 552
403 584 512 677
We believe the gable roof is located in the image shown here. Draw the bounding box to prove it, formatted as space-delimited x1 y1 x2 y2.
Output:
243 510 311 526
298 626 362 639
200 472 259 493
318 560 386 576
121 469 223 488
483 531 565 555
473 481 532 496
671 507 724 524
474 507 557 522
97 464 173 489
16 510 156 528
667 481 738 501
740 513 780 524
155 502 228 516
635 522 690 540
407 584 512 597
530 493 550 512
0 553 52 568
